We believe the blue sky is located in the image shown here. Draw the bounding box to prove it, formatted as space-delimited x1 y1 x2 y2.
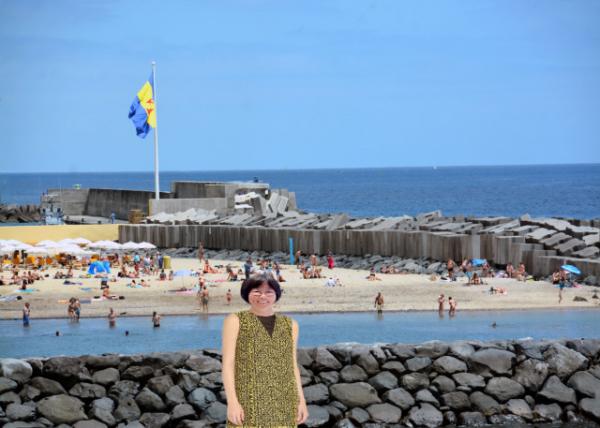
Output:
1 0 599 173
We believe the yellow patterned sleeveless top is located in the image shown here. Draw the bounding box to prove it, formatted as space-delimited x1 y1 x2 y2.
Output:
227 310 298 428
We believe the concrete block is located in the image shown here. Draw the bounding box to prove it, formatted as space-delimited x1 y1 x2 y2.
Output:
554 238 586 256
326 214 349 231
541 233 571 248
572 247 600 258
583 234 600 246
526 228 555 242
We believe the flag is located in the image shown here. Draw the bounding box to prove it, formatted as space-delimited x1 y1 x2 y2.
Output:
128 74 156 138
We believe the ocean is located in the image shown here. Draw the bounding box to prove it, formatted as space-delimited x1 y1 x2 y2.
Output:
1 164 599 219
1 308 597 359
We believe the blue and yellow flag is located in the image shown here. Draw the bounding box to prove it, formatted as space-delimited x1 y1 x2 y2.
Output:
128 74 156 138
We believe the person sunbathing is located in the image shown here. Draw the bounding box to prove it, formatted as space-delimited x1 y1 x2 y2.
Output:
159 269 167 281
367 268 381 281
516 263 527 282
65 267 74 279
226 266 238 281
203 260 219 274
140 279 150 287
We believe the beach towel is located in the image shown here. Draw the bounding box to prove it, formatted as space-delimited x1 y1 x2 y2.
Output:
16 289 38 293
79 287 93 291
0 295 19 302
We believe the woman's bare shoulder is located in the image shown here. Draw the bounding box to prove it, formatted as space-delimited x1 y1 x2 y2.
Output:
223 312 241 326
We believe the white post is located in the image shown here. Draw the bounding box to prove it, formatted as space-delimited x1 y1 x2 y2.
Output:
152 61 160 200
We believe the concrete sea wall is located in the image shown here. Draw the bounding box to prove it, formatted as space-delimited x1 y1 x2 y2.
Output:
1 339 599 427
119 225 600 279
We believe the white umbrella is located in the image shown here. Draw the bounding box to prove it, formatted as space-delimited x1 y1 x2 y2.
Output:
0 239 24 246
71 237 92 246
37 240 59 247
0 245 18 255
28 247 51 256
138 242 156 249
13 243 35 251
121 241 141 251
89 240 122 250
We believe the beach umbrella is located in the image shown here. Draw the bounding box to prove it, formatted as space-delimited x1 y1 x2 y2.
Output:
138 242 156 249
561 264 581 276
0 245 18 255
28 247 51 256
89 240 122 250
174 269 194 277
121 241 141 251
0 239 24 246
173 269 195 287
36 240 59 247
471 258 486 267
72 237 92 246
13 243 35 251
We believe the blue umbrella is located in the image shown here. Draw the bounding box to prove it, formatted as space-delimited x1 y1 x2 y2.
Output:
561 265 581 276
471 258 486 267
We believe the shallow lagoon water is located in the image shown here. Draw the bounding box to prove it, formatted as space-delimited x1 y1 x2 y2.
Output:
1 308 598 358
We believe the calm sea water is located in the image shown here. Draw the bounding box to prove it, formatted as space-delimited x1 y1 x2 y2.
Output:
0 309 597 359
1 164 599 219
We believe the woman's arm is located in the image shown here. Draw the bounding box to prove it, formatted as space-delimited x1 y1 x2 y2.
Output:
222 313 240 405
292 319 309 424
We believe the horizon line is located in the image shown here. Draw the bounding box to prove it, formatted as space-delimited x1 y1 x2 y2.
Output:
1 161 599 175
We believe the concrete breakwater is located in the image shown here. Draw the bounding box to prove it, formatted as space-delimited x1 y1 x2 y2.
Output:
1 339 600 428
119 220 600 280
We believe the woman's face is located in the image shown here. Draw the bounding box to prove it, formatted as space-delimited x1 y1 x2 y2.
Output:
248 282 277 310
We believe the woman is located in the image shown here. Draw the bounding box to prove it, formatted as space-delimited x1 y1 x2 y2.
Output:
222 275 308 427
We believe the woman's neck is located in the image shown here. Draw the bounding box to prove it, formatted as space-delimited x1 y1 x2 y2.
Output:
249 307 275 317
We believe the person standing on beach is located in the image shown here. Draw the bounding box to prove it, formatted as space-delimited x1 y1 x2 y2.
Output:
438 294 446 313
310 254 318 268
447 259 455 281
327 250 335 270
226 289 232 305
198 242 205 263
243 258 253 280
295 250 302 268
222 275 308 427
448 297 457 316
374 292 384 313
201 286 209 313
108 308 117 327
22 302 31 327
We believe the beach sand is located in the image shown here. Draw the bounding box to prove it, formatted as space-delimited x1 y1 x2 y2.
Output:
1 258 598 320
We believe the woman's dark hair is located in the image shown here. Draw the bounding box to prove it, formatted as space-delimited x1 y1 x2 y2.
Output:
240 275 282 303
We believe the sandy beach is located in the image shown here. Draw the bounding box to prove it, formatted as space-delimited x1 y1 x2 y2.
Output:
1 257 598 321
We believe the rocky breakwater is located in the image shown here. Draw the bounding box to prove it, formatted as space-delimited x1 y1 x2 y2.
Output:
1 339 600 428
0 204 41 223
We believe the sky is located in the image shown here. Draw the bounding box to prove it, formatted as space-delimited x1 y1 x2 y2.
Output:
1 0 599 173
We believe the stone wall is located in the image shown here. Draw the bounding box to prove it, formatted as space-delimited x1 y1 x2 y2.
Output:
1 339 599 427
86 189 172 220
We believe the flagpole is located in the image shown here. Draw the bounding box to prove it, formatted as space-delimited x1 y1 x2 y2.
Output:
152 61 160 200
